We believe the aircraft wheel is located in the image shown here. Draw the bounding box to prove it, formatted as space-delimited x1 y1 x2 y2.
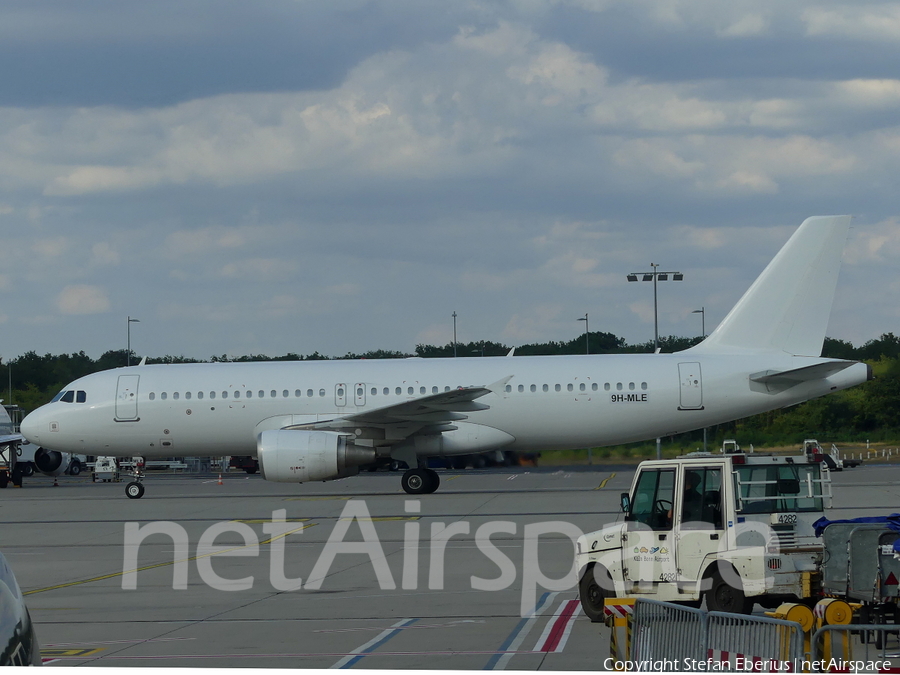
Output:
425 469 440 493
69 462 81 476
125 481 145 499
401 469 431 495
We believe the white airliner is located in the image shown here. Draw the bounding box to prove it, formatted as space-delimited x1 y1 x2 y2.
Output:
21 216 871 499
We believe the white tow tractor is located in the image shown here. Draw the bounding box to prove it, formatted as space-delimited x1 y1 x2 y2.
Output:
576 450 831 620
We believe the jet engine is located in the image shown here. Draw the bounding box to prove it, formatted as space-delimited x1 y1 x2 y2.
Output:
257 429 376 483
33 447 73 477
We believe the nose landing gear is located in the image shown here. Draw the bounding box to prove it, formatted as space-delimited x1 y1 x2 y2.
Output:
125 456 145 499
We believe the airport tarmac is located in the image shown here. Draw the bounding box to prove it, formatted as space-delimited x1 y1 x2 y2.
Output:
2 462 899 669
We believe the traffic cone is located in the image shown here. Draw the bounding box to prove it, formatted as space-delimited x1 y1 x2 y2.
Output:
217 474 223 485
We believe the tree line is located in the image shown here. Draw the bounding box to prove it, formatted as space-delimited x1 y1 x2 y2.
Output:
2 332 898 445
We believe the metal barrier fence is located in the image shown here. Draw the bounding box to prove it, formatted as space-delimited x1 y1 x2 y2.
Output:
629 599 804 672
810 624 899 672
631 599 707 666
707 610 805 671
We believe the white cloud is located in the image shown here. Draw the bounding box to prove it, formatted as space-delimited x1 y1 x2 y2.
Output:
844 219 900 264
32 237 69 258
57 285 110 315
90 242 120 266
803 5 900 40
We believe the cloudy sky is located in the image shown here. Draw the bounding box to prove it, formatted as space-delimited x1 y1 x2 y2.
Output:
2 0 899 361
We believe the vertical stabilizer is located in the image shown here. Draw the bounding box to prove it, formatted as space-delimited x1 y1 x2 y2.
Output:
692 215 851 356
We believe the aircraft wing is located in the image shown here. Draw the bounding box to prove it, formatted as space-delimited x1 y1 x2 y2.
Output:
286 378 509 434
750 361 856 391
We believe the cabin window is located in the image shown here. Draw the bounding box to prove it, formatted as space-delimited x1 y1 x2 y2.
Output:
629 382 635 390
270 390 277 398
542 384 549 392
616 382 623 391
281 390 288 398
222 391 229 399
505 385 511 393
518 384 524 392
396 387 402 395
294 390 301 397
234 391 240 399
592 383 598 391
337 387 344 397
579 383 585 392
161 392 168 400
307 389 313 397
258 390 264 398
210 392 216 399
198 392 204 400
383 387 389 395
567 383 574 392
554 384 561 392
371 387 377 396
60 390 75 403
642 382 648 390
246 391 252 398
173 392 180 400
319 389 325 397
419 386 425 394
530 384 536 392
604 383 610 391
149 392 156 401
185 392 192 400
407 387 413 395
76 390 87 403
444 386 450 392
433 386 439 394
357 387 364 397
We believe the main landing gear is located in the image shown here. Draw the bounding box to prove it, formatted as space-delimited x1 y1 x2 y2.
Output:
125 456 146 499
401 467 440 495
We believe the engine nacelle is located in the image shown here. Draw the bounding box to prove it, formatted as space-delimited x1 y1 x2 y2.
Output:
32 447 73 477
257 430 376 483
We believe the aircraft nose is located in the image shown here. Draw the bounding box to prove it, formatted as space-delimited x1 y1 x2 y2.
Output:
20 409 43 443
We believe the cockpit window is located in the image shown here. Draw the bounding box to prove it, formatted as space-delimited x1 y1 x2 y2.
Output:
53 389 87 403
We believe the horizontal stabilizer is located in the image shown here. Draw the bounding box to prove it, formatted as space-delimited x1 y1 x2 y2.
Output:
750 361 855 392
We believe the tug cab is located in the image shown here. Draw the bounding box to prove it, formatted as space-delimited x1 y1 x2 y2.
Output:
576 450 830 620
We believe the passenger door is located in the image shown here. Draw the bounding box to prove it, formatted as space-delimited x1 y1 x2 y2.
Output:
115 375 140 421
678 362 703 410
